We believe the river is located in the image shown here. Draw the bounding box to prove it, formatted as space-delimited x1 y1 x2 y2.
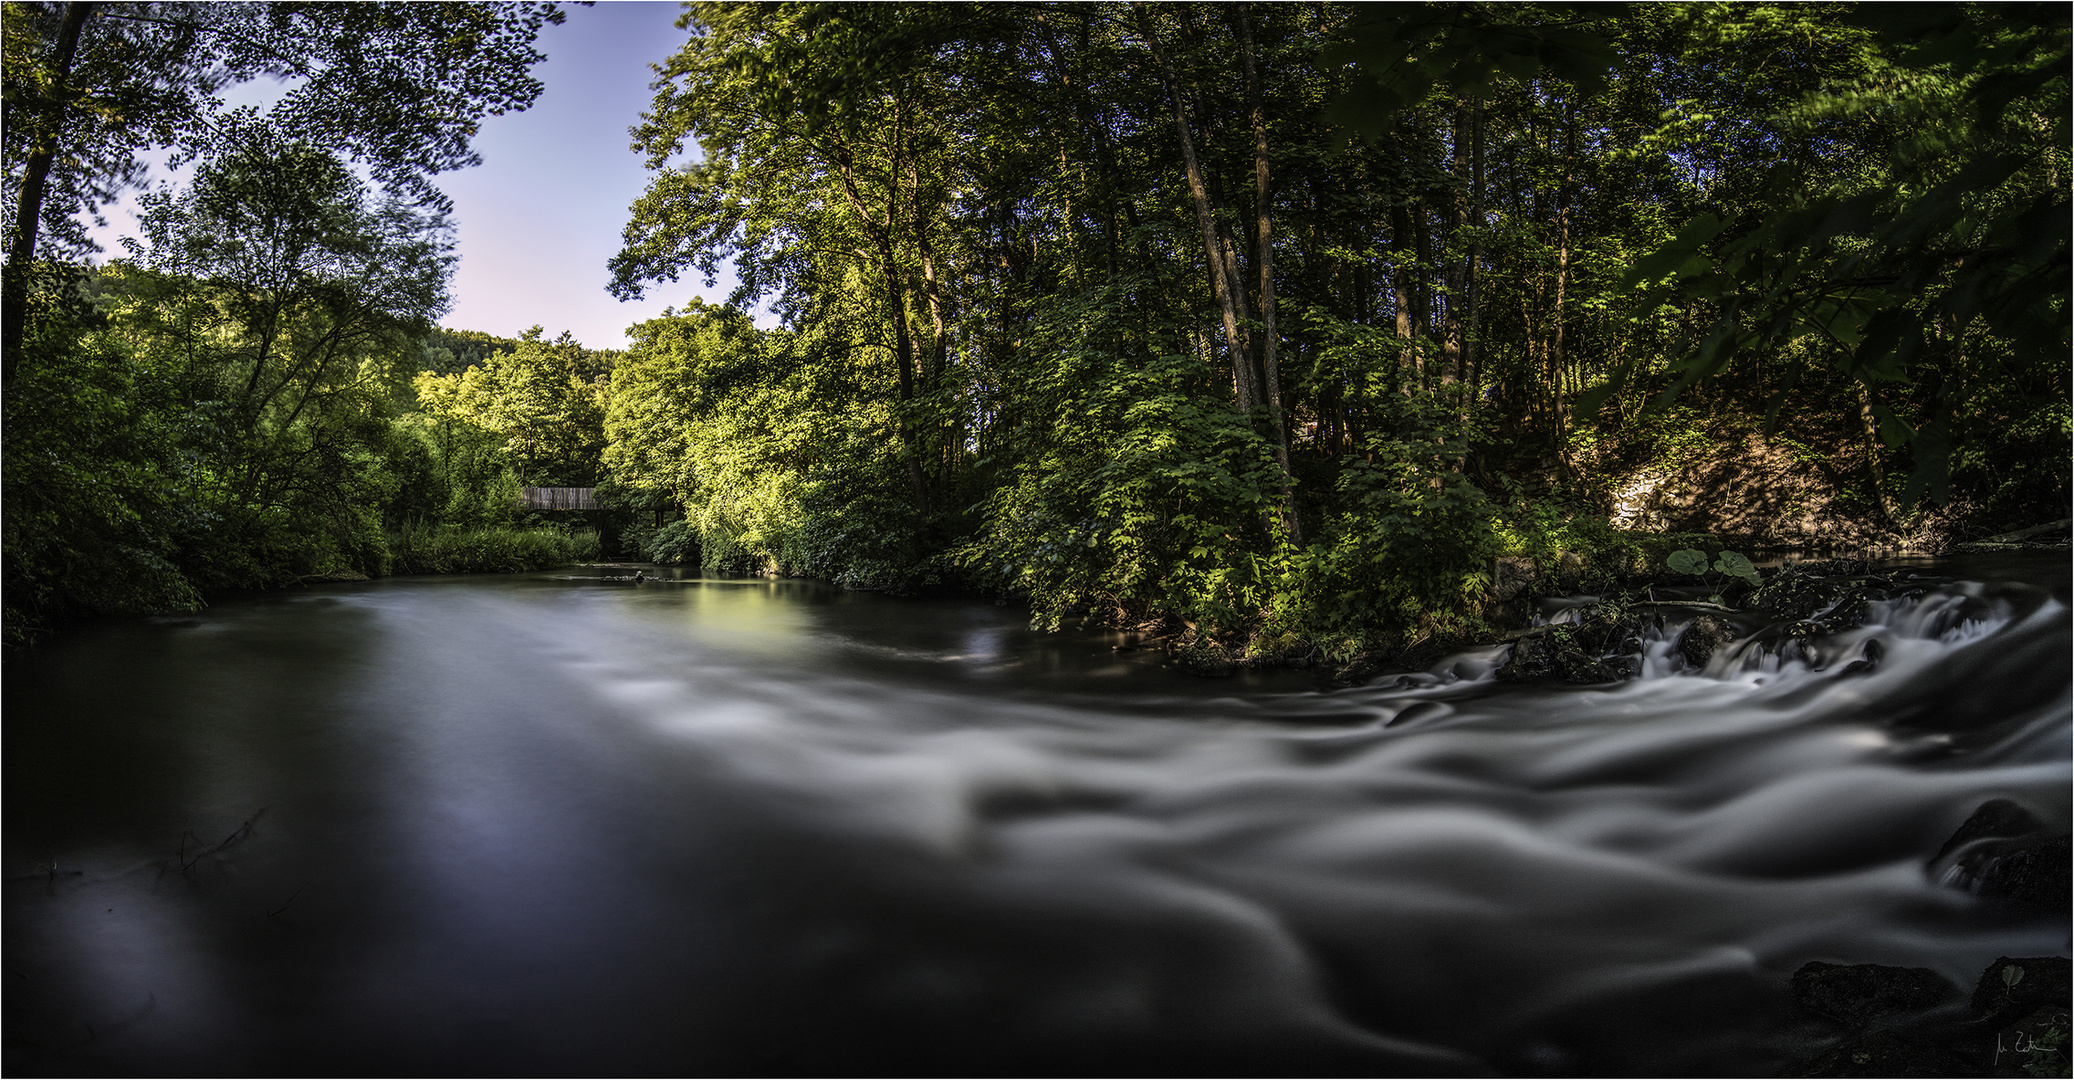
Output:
6 558 2068 1076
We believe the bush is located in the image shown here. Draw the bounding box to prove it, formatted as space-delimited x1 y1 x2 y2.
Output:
387 524 600 575
644 519 700 564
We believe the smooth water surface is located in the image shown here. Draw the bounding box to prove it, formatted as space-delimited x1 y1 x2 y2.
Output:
7 562 2069 1075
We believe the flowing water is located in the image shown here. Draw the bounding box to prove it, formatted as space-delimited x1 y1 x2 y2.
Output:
6 558 2068 1076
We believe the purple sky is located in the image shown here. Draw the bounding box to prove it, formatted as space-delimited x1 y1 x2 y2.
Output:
89 1 757 350
439 0 762 348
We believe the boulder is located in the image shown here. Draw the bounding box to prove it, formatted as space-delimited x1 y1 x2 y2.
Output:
1498 624 1630 684
1937 801 2050 857
1971 957 2072 1032
1676 614 1740 670
1748 562 1873 623
1976 836 2072 910
1786 1029 1976 1077
1786 956 2072 1078
1932 801 2072 913
1791 961 1961 1029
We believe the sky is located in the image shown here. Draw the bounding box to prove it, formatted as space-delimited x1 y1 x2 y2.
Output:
88 0 758 350
437 0 763 348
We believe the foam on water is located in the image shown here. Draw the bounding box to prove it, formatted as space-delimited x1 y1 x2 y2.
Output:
6 571 2066 1075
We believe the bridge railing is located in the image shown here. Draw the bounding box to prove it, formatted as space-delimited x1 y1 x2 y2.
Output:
518 486 599 511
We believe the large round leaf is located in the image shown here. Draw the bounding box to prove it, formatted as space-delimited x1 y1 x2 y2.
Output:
1713 550 1759 581
1667 549 1709 575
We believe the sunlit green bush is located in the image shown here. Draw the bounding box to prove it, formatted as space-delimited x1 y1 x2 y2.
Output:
387 525 600 575
643 520 700 564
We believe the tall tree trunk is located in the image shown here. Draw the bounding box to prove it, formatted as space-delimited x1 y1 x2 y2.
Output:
1412 200 1431 389
1391 203 1415 397
1857 382 1891 521
1438 105 1468 392
1551 102 1575 466
1184 96 1259 403
1174 3 1260 407
832 134 929 515
884 249 930 514
1236 4 1297 541
1045 18 1122 280
3 0 96 382
1465 99 1484 417
1136 5 1254 414
908 158 949 389
908 158 953 491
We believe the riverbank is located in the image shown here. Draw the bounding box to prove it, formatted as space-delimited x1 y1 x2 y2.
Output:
1116 529 2074 684
1 525 602 647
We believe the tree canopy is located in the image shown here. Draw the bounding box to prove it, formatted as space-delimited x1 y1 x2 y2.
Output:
4 1 2066 658
2 0 566 368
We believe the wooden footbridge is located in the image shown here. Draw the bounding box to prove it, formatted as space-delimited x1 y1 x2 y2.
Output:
519 487 675 527
519 487 599 511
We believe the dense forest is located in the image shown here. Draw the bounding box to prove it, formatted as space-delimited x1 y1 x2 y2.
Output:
4 1 2066 661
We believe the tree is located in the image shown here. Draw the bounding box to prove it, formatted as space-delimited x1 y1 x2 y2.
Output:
1608 4 2070 508
414 326 611 492
113 131 453 575
612 2 1007 518
2 0 567 374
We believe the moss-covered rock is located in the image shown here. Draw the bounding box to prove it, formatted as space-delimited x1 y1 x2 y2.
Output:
1677 613 1741 669
1498 620 1635 684
1168 636 1236 677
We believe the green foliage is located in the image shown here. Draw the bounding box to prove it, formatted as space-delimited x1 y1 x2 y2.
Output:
1608 4 2070 507
1 267 202 641
12 1 2068 657
1713 550 1757 583
602 304 943 588
1324 3 1620 130
1666 547 1761 601
965 347 1280 630
413 326 610 488
3 1 568 261
643 520 700 565
3 137 592 638
115 135 447 586
388 524 600 575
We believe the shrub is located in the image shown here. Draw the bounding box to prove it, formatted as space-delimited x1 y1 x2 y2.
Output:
387 524 600 575
644 520 700 564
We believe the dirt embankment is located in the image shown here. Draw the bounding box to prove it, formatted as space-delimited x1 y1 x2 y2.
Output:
1602 428 1903 551
1592 419 2066 556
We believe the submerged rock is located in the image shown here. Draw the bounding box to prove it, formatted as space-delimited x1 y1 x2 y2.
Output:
1972 957 2073 1032
1780 804 2070 1077
1835 637 1885 677
1785 962 1969 1078
1932 800 2073 913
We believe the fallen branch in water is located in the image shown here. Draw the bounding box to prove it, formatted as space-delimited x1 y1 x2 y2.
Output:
169 807 270 873
267 884 305 918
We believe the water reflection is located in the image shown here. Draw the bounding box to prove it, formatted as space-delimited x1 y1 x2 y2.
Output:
5 560 2068 1075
